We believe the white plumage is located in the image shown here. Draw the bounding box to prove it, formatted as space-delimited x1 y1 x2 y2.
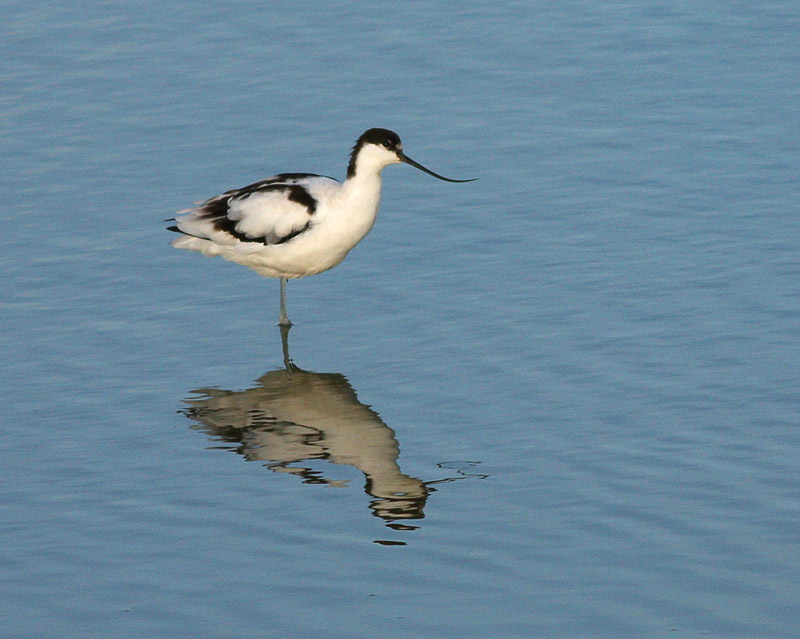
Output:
168 128 474 326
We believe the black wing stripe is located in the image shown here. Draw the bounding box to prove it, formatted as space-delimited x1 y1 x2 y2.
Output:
273 222 311 244
222 173 334 197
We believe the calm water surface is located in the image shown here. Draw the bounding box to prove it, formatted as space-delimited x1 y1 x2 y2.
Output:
2 1 799 638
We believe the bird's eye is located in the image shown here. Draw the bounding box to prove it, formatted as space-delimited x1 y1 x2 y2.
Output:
382 140 392 148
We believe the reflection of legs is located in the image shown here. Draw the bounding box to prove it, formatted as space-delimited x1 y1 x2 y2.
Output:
278 277 292 327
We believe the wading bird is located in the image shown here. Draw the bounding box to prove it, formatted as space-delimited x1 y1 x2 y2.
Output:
168 128 475 326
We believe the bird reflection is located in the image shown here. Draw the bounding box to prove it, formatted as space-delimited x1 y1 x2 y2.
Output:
180 325 435 527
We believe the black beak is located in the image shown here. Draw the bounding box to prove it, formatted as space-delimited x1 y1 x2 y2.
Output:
399 152 477 183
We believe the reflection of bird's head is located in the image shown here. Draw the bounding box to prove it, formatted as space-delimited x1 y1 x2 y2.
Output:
366 475 430 521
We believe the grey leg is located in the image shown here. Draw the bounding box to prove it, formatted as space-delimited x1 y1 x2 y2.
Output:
278 277 292 327
279 323 298 371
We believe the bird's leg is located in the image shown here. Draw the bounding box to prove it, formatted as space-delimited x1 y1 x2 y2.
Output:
278 277 292 327
279 322 296 371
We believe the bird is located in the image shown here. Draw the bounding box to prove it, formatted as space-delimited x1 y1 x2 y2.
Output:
167 128 475 326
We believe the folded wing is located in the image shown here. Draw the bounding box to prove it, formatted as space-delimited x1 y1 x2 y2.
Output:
172 173 336 247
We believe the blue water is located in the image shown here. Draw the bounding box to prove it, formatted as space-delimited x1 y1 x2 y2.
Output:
2 1 799 637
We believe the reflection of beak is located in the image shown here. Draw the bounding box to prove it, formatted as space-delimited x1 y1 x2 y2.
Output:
399 152 477 183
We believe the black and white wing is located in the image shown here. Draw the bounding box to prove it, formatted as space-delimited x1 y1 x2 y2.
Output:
170 173 336 247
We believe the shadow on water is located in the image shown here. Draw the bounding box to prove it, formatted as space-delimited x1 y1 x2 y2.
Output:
178 325 486 542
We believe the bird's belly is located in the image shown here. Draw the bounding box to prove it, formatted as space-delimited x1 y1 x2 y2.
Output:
228 221 368 279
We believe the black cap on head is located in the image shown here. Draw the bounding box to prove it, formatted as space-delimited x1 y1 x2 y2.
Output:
357 128 403 150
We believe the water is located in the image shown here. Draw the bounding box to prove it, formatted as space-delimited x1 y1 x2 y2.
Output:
2 1 799 637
